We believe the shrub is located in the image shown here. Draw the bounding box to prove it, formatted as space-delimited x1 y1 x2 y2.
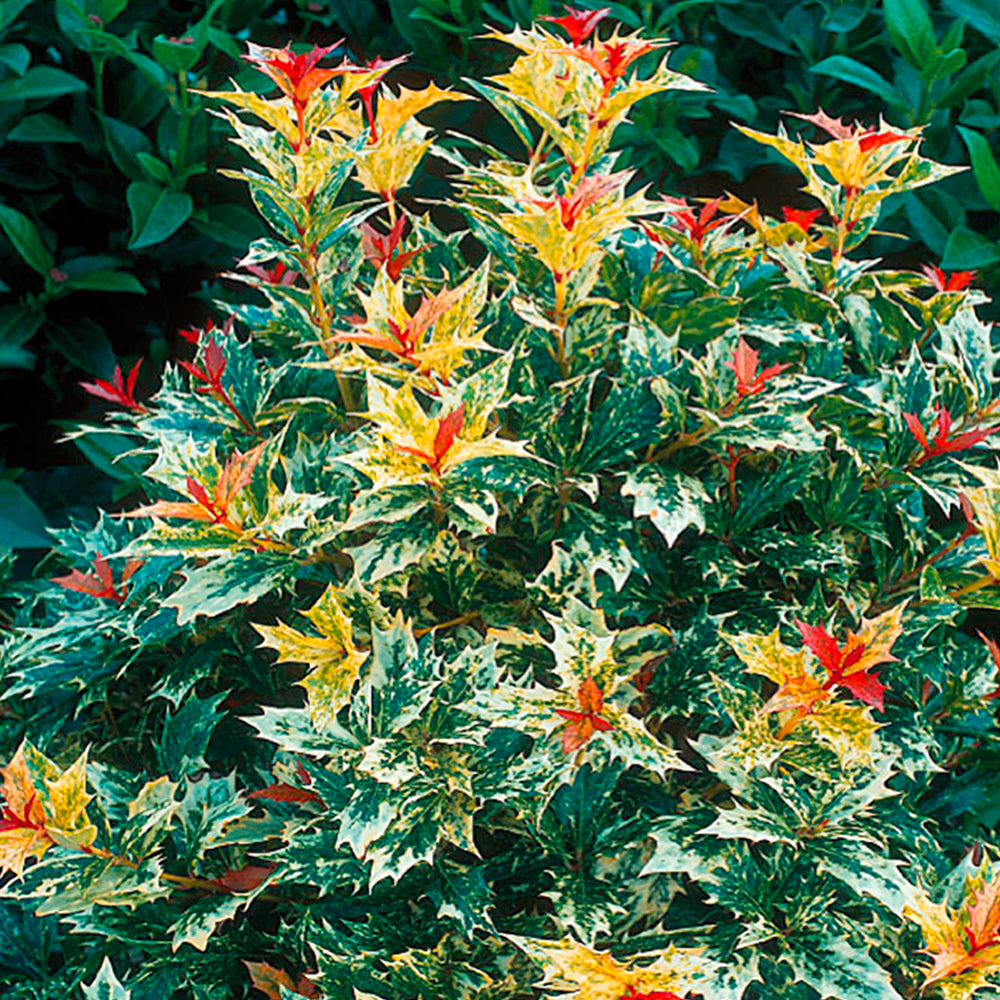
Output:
4 8 1000 1000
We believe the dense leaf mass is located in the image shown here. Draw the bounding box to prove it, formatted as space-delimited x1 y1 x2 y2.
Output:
4 11 1000 1000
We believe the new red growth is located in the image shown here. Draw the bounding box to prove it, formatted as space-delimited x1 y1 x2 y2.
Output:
393 405 466 474
781 206 823 232
244 42 350 150
179 320 256 434
242 260 300 285
541 6 611 46
566 35 665 95
555 677 615 752
360 215 425 281
81 359 146 413
724 338 790 398
904 406 998 464
51 553 143 605
795 619 888 711
354 55 409 142
533 172 627 230
921 264 976 293
659 196 731 248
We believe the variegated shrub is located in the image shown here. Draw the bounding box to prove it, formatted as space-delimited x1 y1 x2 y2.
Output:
4 9 1000 1000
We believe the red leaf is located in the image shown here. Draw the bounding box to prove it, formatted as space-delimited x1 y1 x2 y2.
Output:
248 782 321 804
837 668 886 712
214 862 275 892
433 404 465 463
795 619 842 675
540 7 611 46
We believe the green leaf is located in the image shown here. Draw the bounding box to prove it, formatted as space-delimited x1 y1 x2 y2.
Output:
0 479 48 548
782 932 900 1000
6 113 80 143
0 65 86 102
0 43 29 75
958 126 1000 213
940 225 1000 270
0 205 54 275
126 181 193 250
883 0 937 67
156 691 228 780
62 270 145 294
809 56 897 103
168 894 246 953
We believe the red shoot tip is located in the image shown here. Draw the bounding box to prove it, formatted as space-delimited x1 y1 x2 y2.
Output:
80 359 146 413
541 7 611 46
724 338 790 398
921 263 975 293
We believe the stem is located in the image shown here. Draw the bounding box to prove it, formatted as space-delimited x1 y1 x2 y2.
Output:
413 612 480 637
84 846 286 903
217 389 258 437
945 575 998 602
92 54 106 120
883 528 976 594
175 71 191 174
774 708 808 741
552 275 570 377
648 424 713 463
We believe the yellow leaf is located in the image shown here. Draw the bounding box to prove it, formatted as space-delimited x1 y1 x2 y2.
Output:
724 628 809 685
905 859 1000 999
374 83 470 138
799 700 879 769
848 602 906 677
0 741 97 876
967 487 1000 579
196 87 298 148
254 585 369 727
511 936 720 1000
340 376 532 491
0 744 51 876
354 133 432 199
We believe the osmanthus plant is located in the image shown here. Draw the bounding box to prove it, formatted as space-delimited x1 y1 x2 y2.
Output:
6 8 1000 1000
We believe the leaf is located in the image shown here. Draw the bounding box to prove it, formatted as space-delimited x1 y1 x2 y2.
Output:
883 0 938 67
0 205 54 275
164 554 289 625
511 936 723 1000
808 56 898 103
6 113 80 143
782 931 900 1000
156 691 228 779
83 957 131 1000
254 585 370 727
622 464 710 546
0 65 86 102
126 182 193 250
0 479 49 548
959 127 1000 213
169 894 246 953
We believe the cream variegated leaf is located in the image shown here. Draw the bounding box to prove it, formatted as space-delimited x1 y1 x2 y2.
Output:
255 585 369 727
